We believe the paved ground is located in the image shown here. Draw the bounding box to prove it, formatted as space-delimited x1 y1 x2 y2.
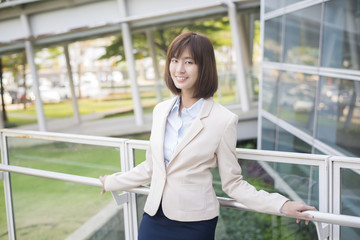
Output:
12 103 257 139
14 110 153 137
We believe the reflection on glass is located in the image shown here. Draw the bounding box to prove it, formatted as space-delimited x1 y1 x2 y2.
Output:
322 0 360 70
316 77 360 157
278 72 318 134
11 174 123 239
278 127 312 153
283 5 321 66
216 159 318 239
0 185 8 240
261 118 277 151
341 168 360 238
284 0 302 6
271 161 319 208
264 0 285 13
6 138 121 177
262 68 280 114
264 16 283 62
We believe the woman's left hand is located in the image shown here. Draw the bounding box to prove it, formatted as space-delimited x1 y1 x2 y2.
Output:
281 200 317 225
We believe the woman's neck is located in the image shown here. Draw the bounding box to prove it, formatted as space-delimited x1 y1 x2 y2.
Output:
179 94 199 113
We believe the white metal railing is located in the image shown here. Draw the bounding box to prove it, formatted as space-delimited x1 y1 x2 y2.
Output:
1 129 360 240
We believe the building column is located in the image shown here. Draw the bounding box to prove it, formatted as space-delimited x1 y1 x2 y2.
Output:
225 0 250 112
24 41 47 131
63 44 81 124
21 13 47 131
146 29 163 103
117 0 144 126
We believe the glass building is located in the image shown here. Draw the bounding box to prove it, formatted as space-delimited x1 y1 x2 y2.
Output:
260 0 360 157
259 0 360 239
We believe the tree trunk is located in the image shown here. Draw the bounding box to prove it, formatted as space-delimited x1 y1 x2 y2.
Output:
0 57 8 123
22 53 27 109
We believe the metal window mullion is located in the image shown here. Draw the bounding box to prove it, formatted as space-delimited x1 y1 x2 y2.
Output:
257 0 265 150
1 132 16 240
332 160 341 239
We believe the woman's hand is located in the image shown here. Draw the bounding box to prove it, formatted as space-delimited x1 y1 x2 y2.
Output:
99 175 107 195
281 200 317 225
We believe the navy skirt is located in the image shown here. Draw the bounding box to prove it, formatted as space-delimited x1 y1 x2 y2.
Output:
138 204 218 240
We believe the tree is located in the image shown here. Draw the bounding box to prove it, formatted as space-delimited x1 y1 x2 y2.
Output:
99 17 231 63
0 57 8 124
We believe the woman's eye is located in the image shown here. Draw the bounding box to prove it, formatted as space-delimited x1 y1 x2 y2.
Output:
171 59 177 63
185 61 193 64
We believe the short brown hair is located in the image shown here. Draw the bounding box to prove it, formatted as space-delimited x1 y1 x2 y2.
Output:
164 32 218 99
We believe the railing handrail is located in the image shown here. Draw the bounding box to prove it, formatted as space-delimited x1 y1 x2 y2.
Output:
1 163 360 229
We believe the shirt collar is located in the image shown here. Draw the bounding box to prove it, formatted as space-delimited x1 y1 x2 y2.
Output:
170 96 204 118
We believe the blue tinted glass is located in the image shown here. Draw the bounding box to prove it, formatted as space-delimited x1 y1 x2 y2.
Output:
322 0 360 70
316 77 360 157
264 16 283 62
262 68 280 114
264 0 285 13
277 127 312 153
341 168 360 238
278 71 318 134
283 5 321 66
261 118 276 150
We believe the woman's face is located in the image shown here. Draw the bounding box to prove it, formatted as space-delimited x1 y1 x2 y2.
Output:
169 47 199 97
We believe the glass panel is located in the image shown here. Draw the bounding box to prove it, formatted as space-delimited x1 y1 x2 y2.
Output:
278 127 312 153
261 118 276 150
283 5 321 66
341 168 360 239
278 71 318 134
11 174 123 239
262 68 280 114
0 184 8 240
7 138 121 177
322 0 360 70
270 161 319 208
264 0 285 13
132 148 147 227
213 159 318 239
316 77 360 157
264 16 283 62
285 0 303 6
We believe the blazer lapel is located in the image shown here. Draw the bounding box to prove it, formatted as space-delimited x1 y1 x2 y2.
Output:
169 98 214 165
152 97 177 173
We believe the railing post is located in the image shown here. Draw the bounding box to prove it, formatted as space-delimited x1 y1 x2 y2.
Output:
124 140 140 240
1 131 16 240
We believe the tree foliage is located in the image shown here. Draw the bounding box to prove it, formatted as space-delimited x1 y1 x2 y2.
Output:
99 16 231 63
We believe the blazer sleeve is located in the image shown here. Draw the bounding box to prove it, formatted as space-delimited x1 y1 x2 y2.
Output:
104 143 153 191
216 115 288 215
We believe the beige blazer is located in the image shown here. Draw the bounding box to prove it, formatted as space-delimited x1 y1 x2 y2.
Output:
104 97 288 221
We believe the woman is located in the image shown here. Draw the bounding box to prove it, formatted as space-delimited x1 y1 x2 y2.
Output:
100 32 316 240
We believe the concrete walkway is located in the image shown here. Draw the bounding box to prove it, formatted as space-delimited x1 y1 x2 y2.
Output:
14 110 153 137
13 103 258 139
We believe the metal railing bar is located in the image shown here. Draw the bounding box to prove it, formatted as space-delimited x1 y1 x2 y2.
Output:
0 164 101 187
1 163 360 229
1 129 127 147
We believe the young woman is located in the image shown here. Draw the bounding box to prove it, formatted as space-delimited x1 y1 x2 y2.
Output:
100 32 316 240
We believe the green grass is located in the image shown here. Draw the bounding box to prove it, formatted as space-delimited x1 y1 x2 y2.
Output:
0 133 150 240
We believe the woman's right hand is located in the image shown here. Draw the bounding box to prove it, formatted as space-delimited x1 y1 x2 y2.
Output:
99 175 107 195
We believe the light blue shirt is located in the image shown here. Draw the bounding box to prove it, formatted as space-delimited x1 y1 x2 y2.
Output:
164 97 204 167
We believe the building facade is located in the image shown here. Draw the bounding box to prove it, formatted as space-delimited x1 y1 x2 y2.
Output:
259 0 360 238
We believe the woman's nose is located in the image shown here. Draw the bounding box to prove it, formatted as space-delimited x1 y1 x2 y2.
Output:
176 62 185 73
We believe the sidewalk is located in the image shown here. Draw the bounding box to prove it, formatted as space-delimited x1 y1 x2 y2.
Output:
14 111 153 137
13 103 257 139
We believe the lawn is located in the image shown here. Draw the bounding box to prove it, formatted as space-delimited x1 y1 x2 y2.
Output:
0 136 148 240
